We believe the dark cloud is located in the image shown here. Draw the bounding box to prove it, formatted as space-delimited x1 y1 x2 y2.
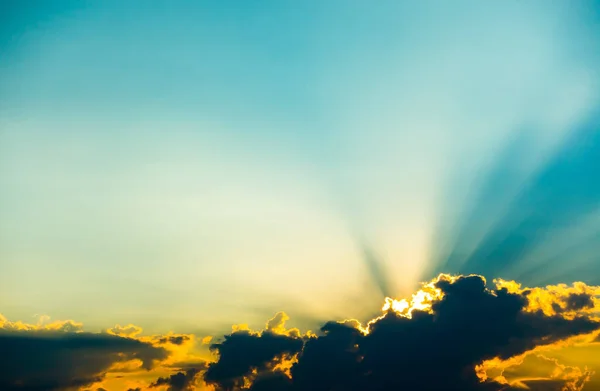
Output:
564 292 595 311
290 321 362 391
204 275 600 391
157 335 190 345
204 330 303 391
3 275 597 390
248 371 293 391
150 368 202 391
0 330 167 391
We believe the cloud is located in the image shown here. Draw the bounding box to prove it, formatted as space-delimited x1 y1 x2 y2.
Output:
248 370 292 391
565 293 595 312
204 274 600 391
2 274 600 390
105 324 143 338
495 279 600 318
501 354 593 391
150 367 204 391
0 315 175 390
157 335 191 346
204 325 304 391
0 330 168 391
0 314 83 333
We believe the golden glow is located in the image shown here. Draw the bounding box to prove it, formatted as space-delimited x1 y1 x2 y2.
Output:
370 274 600 390
334 274 473 334
0 313 83 332
0 312 212 391
473 276 600 391
381 298 409 313
2 273 599 391
266 312 302 337
231 323 251 332
476 349 596 391
381 277 445 318
494 278 600 318
105 324 143 338
379 273 456 318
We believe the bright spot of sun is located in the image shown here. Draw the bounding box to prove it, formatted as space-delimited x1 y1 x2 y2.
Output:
382 298 409 313
380 277 445 319
357 274 461 334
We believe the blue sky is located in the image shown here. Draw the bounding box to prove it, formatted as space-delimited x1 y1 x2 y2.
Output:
1 1 600 333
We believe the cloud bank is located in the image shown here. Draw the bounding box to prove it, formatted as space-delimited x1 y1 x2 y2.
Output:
1 274 600 390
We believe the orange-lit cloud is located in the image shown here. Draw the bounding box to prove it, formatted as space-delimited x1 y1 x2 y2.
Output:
0 313 84 333
2 273 600 390
495 279 600 318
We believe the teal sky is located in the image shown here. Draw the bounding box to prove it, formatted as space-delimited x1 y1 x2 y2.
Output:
1 1 600 334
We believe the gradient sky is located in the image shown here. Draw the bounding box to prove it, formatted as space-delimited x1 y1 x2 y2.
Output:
1 0 600 335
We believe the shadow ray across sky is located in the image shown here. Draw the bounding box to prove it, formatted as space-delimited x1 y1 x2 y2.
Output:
428 112 600 285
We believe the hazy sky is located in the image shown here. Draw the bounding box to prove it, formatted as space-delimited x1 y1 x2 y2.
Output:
1 0 600 334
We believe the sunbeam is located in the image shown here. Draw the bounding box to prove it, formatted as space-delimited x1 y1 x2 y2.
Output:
2 1 600 389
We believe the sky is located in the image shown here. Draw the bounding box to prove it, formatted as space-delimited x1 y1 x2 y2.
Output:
1 1 600 390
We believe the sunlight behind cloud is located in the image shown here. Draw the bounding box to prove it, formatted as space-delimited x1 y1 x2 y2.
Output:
1 0 599 346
